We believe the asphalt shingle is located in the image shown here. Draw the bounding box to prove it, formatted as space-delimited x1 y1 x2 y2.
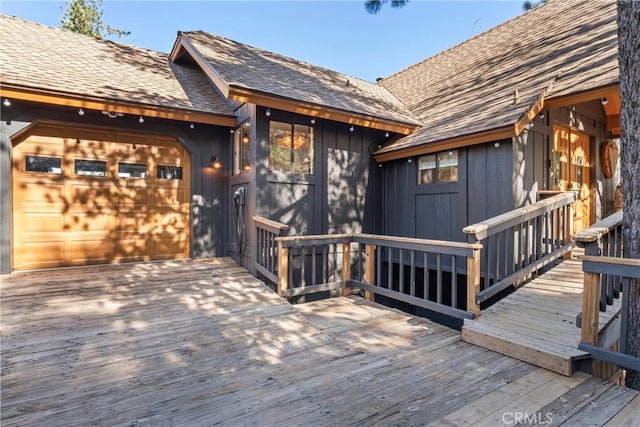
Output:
0 15 234 118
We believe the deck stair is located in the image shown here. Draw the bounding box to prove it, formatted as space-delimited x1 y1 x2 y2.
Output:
462 258 621 376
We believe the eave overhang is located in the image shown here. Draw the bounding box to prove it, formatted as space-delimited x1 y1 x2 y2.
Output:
0 83 237 127
375 83 621 162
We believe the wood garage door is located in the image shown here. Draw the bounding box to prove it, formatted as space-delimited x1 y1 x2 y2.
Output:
12 122 191 270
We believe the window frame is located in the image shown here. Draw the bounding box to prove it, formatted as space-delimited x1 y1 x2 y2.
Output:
417 150 459 185
268 120 314 175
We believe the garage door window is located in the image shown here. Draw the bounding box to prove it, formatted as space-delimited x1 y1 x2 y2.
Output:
118 162 147 178
25 155 61 174
157 165 182 180
75 159 107 177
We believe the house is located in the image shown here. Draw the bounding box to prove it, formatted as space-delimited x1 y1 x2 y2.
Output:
0 0 621 275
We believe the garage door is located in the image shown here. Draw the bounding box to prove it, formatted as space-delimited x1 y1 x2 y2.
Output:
12 122 191 270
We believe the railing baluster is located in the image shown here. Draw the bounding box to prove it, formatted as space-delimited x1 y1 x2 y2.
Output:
424 252 430 300
451 255 457 308
377 245 382 289
437 253 442 304
311 245 317 286
399 249 404 293
388 246 393 290
410 250 415 297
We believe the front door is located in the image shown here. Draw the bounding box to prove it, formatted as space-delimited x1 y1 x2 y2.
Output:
552 125 592 233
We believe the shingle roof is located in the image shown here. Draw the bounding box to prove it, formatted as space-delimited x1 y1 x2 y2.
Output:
180 31 421 127
376 0 618 156
0 15 234 118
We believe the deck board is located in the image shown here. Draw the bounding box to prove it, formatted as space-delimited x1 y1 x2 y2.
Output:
462 259 622 376
1 258 637 426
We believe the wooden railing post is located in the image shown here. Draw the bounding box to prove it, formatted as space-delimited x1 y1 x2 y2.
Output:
342 241 351 296
466 248 481 316
581 270 601 376
364 244 375 301
277 241 289 297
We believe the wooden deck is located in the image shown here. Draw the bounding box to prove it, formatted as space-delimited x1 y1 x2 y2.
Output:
1 258 637 426
462 258 622 376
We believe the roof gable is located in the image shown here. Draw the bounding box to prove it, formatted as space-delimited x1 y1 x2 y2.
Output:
376 0 618 159
174 30 421 132
0 15 235 124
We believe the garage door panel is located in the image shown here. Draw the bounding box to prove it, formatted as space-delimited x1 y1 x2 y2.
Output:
21 212 65 233
13 127 191 270
69 182 113 207
154 236 189 259
16 240 66 269
68 238 113 265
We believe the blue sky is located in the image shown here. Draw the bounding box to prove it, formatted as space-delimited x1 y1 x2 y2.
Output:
1 1 525 82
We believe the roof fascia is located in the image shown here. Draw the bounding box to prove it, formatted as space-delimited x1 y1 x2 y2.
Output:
544 84 619 109
1 84 236 127
227 87 418 135
170 33 230 98
374 126 514 162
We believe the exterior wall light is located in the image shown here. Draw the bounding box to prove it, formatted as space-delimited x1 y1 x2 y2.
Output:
211 156 223 169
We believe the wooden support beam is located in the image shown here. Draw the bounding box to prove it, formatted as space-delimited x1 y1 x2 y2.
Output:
277 241 289 297
466 249 481 316
364 244 376 301
342 242 351 296
581 271 601 376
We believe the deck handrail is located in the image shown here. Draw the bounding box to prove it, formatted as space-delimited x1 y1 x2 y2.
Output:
276 233 482 319
579 255 640 374
463 192 577 304
254 216 289 285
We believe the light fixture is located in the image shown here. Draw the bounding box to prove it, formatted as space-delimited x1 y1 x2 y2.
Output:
138 116 144 123
102 111 123 119
349 125 354 132
210 156 223 169
190 123 195 129
601 97 608 106
407 158 412 163
3 98 10 107
528 121 535 129
78 108 85 116
266 108 271 117
538 111 545 120
448 150 454 155
310 118 316 125
494 141 501 148
385 131 390 138
230 129 235 134
242 132 250 144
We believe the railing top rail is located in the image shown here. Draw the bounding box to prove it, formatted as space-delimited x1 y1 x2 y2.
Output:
463 192 577 241
574 211 623 245
581 255 640 278
276 233 481 256
253 216 289 234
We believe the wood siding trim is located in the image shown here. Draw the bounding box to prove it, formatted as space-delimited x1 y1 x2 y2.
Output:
228 87 418 135
169 34 231 99
374 126 514 162
1 84 236 127
544 84 619 109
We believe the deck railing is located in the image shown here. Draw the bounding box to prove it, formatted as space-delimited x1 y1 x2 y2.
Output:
276 233 482 319
579 255 640 374
463 192 577 304
575 211 623 312
254 216 289 285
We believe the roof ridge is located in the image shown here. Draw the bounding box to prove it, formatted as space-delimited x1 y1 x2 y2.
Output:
378 0 564 83
182 29 383 86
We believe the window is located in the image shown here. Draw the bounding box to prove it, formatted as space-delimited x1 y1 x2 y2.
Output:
269 121 314 174
233 126 251 174
75 159 107 177
157 165 183 180
25 155 62 174
118 162 146 178
418 150 458 184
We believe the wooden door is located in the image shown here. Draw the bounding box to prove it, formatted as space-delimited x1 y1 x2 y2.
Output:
552 125 592 233
12 123 191 270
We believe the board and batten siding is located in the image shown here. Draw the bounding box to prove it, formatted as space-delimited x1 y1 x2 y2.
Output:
252 107 384 244
383 143 513 243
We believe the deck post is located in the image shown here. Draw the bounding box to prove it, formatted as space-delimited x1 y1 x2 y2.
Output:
581 270 602 376
466 248 481 316
342 241 351 296
277 241 289 297
364 244 376 301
